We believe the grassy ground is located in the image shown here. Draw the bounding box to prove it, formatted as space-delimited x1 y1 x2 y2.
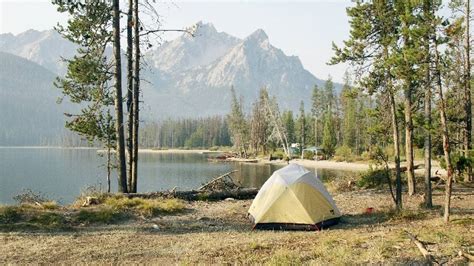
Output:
1 184 473 264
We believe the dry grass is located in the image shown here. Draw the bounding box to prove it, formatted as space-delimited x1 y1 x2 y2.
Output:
0 185 473 264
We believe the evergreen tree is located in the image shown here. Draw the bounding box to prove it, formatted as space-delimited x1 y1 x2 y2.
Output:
227 87 249 157
53 0 117 193
322 111 337 156
282 111 296 145
341 73 357 149
311 84 323 146
296 101 306 157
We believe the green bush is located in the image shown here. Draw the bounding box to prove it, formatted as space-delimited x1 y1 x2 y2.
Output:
303 150 314 160
272 150 286 160
0 206 22 224
357 167 389 189
335 146 353 162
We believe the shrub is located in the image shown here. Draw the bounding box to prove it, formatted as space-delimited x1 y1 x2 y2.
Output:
271 150 286 160
13 189 49 205
335 146 353 162
303 150 314 160
357 167 389 189
0 206 22 224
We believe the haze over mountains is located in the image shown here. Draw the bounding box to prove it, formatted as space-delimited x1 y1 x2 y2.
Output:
0 21 337 145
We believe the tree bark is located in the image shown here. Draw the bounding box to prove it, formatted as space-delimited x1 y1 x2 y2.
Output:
126 0 134 192
390 91 403 209
131 0 140 193
424 79 432 208
112 0 128 193
463 0 472 182
434 41 454 223
404 87 416 196
423 4 433 207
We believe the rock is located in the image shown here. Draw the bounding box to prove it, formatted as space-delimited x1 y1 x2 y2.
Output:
225 197 235 201
152 224 160 230
82 196 99 207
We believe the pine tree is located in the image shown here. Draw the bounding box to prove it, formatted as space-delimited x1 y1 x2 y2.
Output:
341 73 357 149
311 84 323 147
331 0 403 209
227 87 249 157
53 0 117 193
296 101 306 157
322 111 336 156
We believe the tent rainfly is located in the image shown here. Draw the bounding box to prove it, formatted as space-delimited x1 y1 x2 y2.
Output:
248 163 341 230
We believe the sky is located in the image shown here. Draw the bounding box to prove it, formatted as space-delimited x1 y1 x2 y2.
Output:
0 0 352 83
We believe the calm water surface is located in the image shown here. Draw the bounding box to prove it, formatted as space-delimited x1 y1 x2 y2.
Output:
0 148 351 204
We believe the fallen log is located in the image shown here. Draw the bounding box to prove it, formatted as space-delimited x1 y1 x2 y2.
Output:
405 231 432 263
123 188 259 201
458 250 474 262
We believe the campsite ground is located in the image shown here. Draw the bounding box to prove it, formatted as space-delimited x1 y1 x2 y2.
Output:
1 182 473 264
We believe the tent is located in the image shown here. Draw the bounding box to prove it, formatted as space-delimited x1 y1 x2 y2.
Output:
248 163 341 230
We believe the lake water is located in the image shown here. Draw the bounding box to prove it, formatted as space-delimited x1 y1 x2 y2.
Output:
0 147 351 204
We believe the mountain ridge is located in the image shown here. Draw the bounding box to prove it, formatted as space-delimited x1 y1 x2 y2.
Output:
0 22 339 119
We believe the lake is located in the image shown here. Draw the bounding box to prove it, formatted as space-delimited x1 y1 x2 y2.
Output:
0 147 351 204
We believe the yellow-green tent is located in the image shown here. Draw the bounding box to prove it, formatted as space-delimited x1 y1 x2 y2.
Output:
248 163 341 230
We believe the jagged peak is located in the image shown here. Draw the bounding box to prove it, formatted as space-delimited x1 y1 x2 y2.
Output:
245 29 268 43
193 21 219 37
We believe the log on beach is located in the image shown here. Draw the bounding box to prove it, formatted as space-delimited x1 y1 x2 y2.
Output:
123 188 259 201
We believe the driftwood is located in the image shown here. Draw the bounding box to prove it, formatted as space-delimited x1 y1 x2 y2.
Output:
198 170 238 191
405 231 432 263
123 188 259 201
458 250 474 262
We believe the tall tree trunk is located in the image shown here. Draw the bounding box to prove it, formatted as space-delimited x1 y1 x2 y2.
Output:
424 74 432 208
131 0 140 193
404 87 416 196
112 0 128 193
126 0 134 192
434 41 454 223
464 0 472 182
390 91 403 209
423 2 433 207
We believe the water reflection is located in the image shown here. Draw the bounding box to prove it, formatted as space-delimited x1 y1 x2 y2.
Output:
0 148 353 204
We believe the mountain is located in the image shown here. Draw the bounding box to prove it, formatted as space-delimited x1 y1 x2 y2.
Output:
141 22 332 117
0 29 77 75
0 22 337 120
0 52 71 145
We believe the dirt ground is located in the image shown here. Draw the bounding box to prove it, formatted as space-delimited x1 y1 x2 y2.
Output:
1 184 473 264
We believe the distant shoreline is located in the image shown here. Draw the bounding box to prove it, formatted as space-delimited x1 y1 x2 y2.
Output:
0 146 97 150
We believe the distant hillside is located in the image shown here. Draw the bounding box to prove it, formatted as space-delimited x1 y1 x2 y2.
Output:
0 52 71 145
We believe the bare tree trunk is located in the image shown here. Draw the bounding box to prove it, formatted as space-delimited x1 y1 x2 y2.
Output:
126 0 134 192
404 88 416 196
131 0 140 193
424 78 432 208
107 130 111 193
464 0 472 182
112 0 128 193
390 91 403 209
434 42 454 223
423 9 433 207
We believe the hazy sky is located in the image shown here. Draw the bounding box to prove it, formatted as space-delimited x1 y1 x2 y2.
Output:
0 0 352 83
